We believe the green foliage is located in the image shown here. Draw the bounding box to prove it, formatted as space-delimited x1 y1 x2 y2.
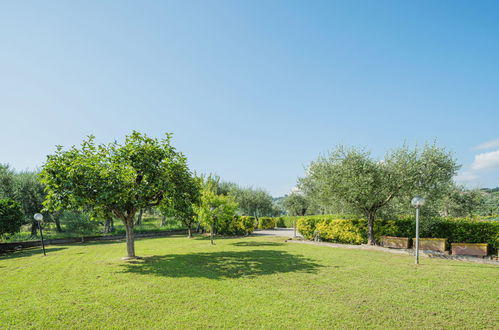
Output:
274 216 296 228
0 166 47 234
194 175 239 238
226 184 275 217
0 199 24 235
478 190 499 216
0 164 15 199
217 215 255 235
12 171 46 226
40 131 193 257
316 219 366 244
298 144 459 244
282 193 309 216
258 217 276 229
159 172 201 237
296 215 499 252
59 211 99 234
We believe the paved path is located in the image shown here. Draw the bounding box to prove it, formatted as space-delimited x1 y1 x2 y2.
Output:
251 228 302 238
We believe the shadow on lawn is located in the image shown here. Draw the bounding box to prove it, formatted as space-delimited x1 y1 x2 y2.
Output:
0 247 67 260
120 249 323 279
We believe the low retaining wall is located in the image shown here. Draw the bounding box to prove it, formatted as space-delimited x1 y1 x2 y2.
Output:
286 239 499 265
380 236 411 249
0 230 187 254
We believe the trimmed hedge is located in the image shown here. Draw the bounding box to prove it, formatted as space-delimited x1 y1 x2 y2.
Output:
274 214 360 228
217 216 255 236
274 216 298 228
296 215 499 253
258 217 276 229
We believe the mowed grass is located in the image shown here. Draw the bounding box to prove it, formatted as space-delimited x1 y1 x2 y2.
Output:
1 236 498 329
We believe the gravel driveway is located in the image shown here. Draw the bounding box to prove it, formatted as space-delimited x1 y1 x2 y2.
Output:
251 228 302 238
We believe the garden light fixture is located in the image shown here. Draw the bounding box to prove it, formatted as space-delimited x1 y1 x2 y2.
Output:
411 196 425 264
34 213 46 256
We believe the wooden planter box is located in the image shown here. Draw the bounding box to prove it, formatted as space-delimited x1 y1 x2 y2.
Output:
380 236 410 249
451 243 488 257
414 238 447 252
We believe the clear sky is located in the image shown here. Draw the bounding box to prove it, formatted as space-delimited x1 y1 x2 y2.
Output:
1 1 498 196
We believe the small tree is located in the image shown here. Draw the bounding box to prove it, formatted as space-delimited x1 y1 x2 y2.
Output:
160 173 201 238
0 199 24 236
299 144 459 245
40 131 193 259
195 175 238 244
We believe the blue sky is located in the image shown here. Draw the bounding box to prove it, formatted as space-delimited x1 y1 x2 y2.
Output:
1 1 498 196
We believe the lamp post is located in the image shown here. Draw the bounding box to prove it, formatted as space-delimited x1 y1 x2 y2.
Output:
34 213 46 256
411 196 425 265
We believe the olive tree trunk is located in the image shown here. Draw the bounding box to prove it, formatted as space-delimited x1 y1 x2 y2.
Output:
366 212 375 245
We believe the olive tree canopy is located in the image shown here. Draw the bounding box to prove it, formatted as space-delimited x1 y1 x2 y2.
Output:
299 144 459 244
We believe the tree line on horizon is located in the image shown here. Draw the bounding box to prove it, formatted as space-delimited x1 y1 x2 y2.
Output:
1 131 498 257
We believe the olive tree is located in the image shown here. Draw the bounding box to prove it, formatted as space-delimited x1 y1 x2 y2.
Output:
283 192 309 216
299 144 459 245
40 131 193 259
13 172 48 235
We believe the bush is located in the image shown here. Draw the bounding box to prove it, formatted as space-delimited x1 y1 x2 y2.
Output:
258 217 276 229
0 199 24 236
316 219 366 244
296 215 499 253
275 216 296 228
217 216 255 236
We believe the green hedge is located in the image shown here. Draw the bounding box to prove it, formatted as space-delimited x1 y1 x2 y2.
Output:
258 217 276 229
274 216 297 228
218 216 255 235
296 215 499 253
274 215 360 228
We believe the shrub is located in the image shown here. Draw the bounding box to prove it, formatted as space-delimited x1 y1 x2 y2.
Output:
0 199 24 236
238 216 256 235
275 216 296 228
316 219 366 244
217 216 255 236
296 215 499 253
296 216 323 239
258 217 276 229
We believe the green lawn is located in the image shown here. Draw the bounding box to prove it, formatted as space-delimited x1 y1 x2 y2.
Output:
1 235 497 329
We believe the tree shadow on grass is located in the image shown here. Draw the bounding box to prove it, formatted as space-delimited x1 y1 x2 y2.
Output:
0 247 67 260
120 250 324 279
